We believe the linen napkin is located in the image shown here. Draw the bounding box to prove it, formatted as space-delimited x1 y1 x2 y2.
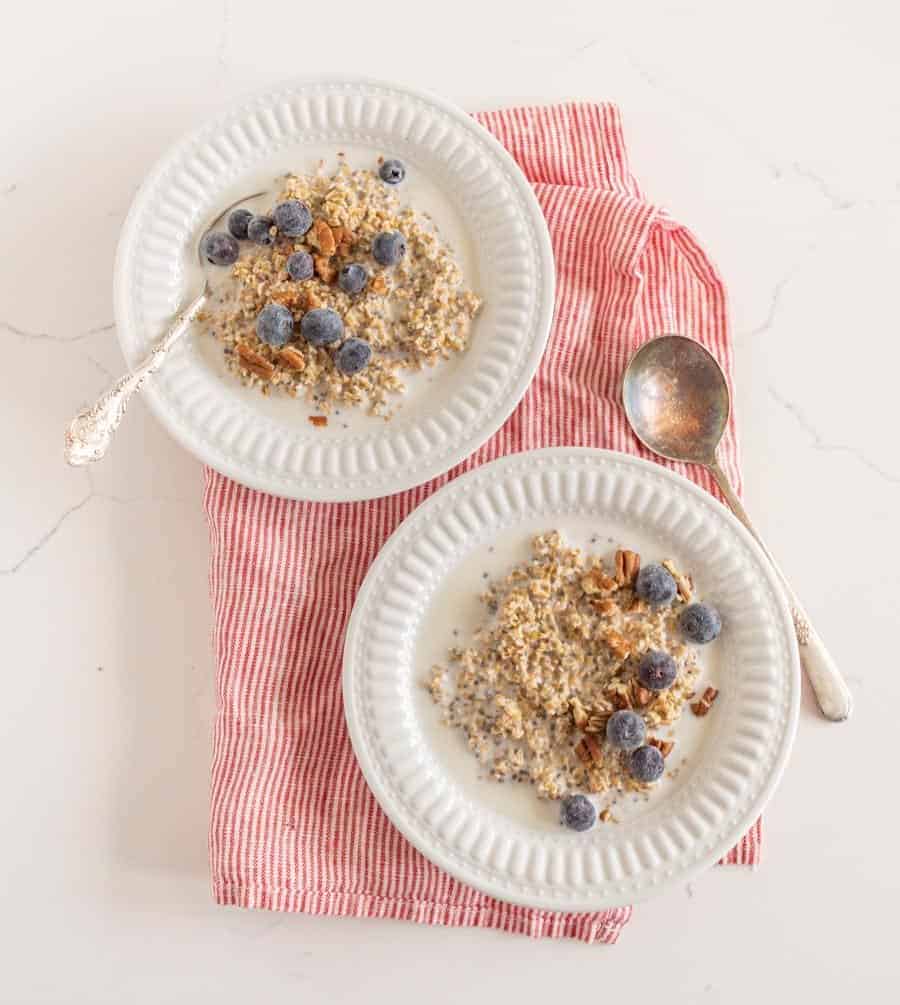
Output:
203 102 758 945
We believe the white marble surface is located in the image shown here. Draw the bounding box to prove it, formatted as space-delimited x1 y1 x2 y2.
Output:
4 1 898 1000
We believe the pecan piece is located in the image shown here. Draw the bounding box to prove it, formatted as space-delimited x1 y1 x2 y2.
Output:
609 690 632 711
598 806 613 823
236 343 275 380
308 415 328 427
314 255 336 283
601 629 632 661
331 225 355 257
370 273 388 295
593 598 619 617
575 734 603 765
277 347 306 371
584 712 610 734
691 686 719 717
649 737 674 758
632 683 654 708
614 549 641 588
661 559 693 602
312 218 337 256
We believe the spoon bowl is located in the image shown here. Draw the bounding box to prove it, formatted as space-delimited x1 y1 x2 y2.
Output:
622 334 729 465
621 334 852 723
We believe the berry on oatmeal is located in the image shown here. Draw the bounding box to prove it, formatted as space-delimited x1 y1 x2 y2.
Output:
338 263 368 295
679 603 722 644
255 303 294 347
300 307 343 347
372 230 407 266
227 208 253 240
247 214 276 246
559 793 596 832
379 158 406 185
200 231 239 267
635 563 677 606
286 251 314 281
638 650 677 692
273 199 313 237
606 709 646 752
629 745 665 783
335 337 372 375
203 161 482 416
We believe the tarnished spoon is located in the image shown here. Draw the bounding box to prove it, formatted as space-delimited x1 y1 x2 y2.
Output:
64 191 267 466
622 334 851 722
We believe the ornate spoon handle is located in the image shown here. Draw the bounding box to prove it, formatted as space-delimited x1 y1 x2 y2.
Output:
706 459 852 722
64 286 209 466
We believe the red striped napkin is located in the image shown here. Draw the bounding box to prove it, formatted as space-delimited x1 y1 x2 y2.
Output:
203 103 758 945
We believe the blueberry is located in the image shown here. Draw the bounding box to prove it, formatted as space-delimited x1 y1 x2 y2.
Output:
338 263 368 295
286 251 314 281
629 745 665 783
247 215 276 246
335 337 372 375
559 793 596 832
379 158 406 185
200 230 239 266
637 650 677 692
634 563 677 606
679 603 722 644
300 308 344 347
273 199 312 237
605 709 646 751
372 230 407 267
227 208 253 240
255 303 294 347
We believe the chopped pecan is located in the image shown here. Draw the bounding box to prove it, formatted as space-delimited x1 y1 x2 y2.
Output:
331 225 355 257
614 549 641 588
609 690 632 711
308 415 328 427
691 686 719 717
632 683 654 708
236 343 275 380
601 629 632 661
592 598 619 617
312 218 337 256
370 273 388 295
575 734 603 765
661 559 693 602
598 806 613 823
649 737 674 757
314 255 336 283
277 347 306 371
584 712 610 734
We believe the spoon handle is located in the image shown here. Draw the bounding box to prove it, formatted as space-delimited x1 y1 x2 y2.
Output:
63 286 209 466
706 460 852 722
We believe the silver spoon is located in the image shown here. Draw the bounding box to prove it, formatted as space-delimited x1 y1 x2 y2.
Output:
622 334 851 722
64 191 267 466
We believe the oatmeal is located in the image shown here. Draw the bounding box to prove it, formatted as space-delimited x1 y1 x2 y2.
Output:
199 156 482 418
426 532 723 824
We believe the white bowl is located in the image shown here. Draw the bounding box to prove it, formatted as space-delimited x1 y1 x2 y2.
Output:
114 77 555 501
343 448 800 910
